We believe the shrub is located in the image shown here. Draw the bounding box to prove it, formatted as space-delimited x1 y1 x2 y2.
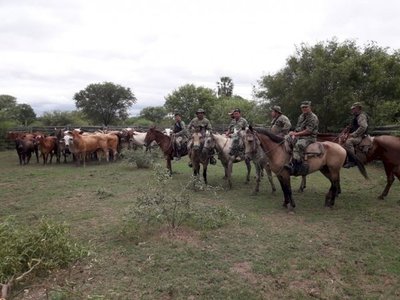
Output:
121 148 159 168
0 217 88 298
121 164 240 240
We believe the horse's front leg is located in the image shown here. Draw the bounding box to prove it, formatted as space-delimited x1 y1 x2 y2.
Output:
167 158 172 176
277 174 295 209
227 160 233 189
265 164 276 193
203 163 208 185
298 175 307 192
245 158 251 184
252 163 261 195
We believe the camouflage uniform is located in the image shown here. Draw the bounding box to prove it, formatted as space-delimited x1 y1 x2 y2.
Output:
344 111 368 155
173 120 189 158
187 117 212 133
227 117 248 156
271 114 291 136
293 112 319 161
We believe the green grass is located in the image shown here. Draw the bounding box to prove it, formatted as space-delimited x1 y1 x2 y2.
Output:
1 150 400 299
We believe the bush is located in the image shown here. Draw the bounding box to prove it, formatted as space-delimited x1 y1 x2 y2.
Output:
121 164 240 241
121 148 159 168
0 217 88 297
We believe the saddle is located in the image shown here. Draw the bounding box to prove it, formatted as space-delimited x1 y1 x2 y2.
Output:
356 135 373 154
303 142 325 161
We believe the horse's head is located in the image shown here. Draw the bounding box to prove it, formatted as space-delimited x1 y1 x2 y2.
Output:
202 132 216 155
191 131 205 151
144 127 157 147
242 128 260 160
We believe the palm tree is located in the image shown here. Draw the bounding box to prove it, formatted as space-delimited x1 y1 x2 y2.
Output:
217 76 234 98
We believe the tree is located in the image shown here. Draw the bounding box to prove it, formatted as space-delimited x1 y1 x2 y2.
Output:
255 39 400 131
139 106 167 123
39 110 86 126
15 104 36 126
164 84 217 122
74 82 137 126
217 76 234 98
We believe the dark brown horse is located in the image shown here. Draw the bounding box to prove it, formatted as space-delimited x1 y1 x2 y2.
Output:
355 135 400 199
243 128 368 209
144 127 187 175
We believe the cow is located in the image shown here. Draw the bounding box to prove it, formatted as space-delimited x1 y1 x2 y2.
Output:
35 135 59 164
14 135 39 165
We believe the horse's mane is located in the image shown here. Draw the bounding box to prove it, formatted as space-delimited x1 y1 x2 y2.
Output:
252 127 284 143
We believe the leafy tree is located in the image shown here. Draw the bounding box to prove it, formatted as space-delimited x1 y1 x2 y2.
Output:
139 106 167 123
164 84 217 122
15 104 36 126
0 95 17 111
255 39 400 131
217 76 234 98
74 82 136 126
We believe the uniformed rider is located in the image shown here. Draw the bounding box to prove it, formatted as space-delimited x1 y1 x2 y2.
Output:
172 112 189 160
286 101 319 176
270 105 291 136
187 108 216 166
225 108 248 160
343 102 369 168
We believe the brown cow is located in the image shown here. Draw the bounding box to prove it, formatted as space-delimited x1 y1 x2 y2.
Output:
15 134 39 165
67 130 109 166
35 135 58 164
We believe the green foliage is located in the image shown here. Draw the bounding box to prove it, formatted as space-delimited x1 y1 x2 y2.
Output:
74 82 137 126
139 106 167 123
255 39 400 130
122 164 237 240
0 95 36 126
0 217 88 285
164 84 217 123
38 110 87 126
121 148 160 168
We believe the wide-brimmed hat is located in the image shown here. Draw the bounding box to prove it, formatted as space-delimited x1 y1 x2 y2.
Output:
300 101 311 108
270 105 282 113
350 102 362 109
196 108 205 114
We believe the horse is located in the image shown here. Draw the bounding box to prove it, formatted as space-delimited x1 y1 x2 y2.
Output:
202 132 251 189
189 131 211 184
243 127 368 209
144 127 187 175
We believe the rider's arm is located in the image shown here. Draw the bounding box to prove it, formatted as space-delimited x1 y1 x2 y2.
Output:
350 114 368 138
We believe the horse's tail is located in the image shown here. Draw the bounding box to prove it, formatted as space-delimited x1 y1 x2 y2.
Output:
346 150 369 179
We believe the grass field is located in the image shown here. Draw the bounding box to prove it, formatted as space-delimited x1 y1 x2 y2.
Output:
1 150 400 299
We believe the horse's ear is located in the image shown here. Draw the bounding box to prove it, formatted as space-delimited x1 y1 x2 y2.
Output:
249 125 253 132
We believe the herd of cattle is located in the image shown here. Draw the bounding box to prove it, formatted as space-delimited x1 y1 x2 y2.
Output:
7 128 160 166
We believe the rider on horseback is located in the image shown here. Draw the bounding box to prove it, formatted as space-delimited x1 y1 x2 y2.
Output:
172 112 189 161
286 101 319 176
226 108 248 161
187 108 216 167
343 102 369 168
270 105 292 137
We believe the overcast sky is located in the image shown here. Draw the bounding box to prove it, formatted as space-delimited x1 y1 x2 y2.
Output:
1 0 400 116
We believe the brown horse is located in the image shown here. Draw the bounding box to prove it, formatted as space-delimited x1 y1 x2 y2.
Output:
189 131 211 184
243 127 368 209
356 135 400 199
144 127 187 175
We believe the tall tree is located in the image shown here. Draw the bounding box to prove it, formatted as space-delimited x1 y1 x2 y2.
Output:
217 76 234 98
74 82 136 126
164 84 217 122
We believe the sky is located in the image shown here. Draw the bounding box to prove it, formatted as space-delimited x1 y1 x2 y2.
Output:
1 0 400 116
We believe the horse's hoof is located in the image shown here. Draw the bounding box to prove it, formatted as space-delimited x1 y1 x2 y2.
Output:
251 192 258 196
244 181 249 185
377 195 385 200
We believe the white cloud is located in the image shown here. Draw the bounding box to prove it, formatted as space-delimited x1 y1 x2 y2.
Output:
1 0 399 116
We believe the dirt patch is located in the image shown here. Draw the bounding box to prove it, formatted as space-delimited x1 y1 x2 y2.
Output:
230 261 258 285
158 226 203 248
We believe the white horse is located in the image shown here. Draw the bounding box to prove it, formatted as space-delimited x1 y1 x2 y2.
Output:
203 132 251 189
